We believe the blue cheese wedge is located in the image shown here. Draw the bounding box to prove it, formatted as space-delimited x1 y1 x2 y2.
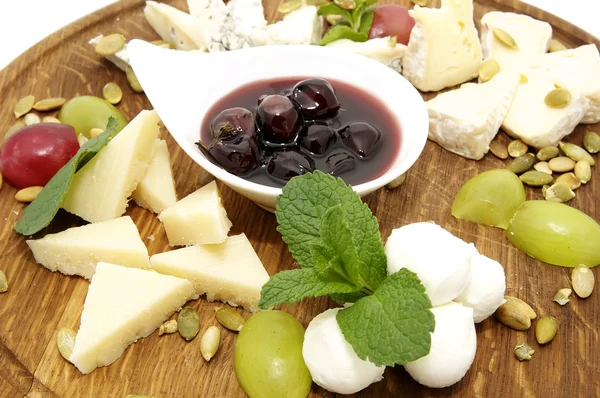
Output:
427 71 519 159
89 35 130 71
228 0 268 46
402 0 482 92
529 44 600 124
480 12 551 71
70 262 195 374
261 6 323 46
502 71 588 147
144 1 206 51
325 37 406 73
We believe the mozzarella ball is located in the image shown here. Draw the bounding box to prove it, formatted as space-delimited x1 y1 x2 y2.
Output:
302 308 385 394
404 302 477 388
385 222 476 306
455 253 507 322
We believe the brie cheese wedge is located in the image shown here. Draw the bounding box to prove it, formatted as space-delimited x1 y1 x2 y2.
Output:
480 12 552 71
529 44 600 124
144 1 206 51
326 37 406 73
502 71 588 147
427 71 519 159
403 0 482 92
260 6 323 46
89 35 130 71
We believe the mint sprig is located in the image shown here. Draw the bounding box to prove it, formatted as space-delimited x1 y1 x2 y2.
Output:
14 118 120 236
318 0 377 45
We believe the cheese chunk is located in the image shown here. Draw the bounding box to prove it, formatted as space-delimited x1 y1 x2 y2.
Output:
502 71 588 147
132 139 177 214
26 216 149 280
144 1 206 51
480 12 551 71
529 44 600 124
402 0 482 92
427 71 519 159
261 6 323 46
149 234 269 312
70 262 195 374
89 35 130 71
62 110 161 222
158 180 232 246
326 37 406 73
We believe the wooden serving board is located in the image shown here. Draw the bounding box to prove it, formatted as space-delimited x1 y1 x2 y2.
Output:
0 1 598 397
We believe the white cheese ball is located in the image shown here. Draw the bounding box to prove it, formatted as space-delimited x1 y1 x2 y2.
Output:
302 308 385 394
385 222 476 306
404 302 477 388
455 253 507 323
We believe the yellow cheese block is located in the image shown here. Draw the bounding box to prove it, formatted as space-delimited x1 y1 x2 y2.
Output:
158 180 232 246
26 216 149 280
70 262 195 374
62 110 161 222
149 234 269 312
132 139 178 214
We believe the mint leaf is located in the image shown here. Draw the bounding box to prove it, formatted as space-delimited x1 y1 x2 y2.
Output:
330 291 368 304
14 118 120 235
337 268 435 366
358 8 374 35
317 3 352 21
258 268 358 309
320 25 368 45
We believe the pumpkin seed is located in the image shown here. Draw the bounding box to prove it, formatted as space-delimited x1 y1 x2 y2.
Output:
519 170 553 187
583 131 600 154
42 116 61 123
151 40 174 49
95 33 126 56
77 134 88 147
520 74 528 84
574 160 591 184
325 15 344 25
159 319 177 336
178 307 200 341
0 269 7 293
549 39 567 53
479 59 500 83
495 296 536 330
544 88 571 108
552 288 572 306
411 0 429 6
102 82 123 105
200 326 221 361
33 97 66 112
535 316 558 345
548 156 575 172
56 327 76 361
558 141 595 166
386 173 406 189
492 27 518 49
508 139 528 158
514 343 535 361
489 140 508 159
572 264 594 299
555 172 581 190
24 113 41 126
14 95 35 119
536 146 559 161
126 67 144 93
333 0 356 10
215 306 245 332
89 128 104 138
534 161 552 175
543 182 575 203
15 186 43 202
306 0 328 5
278 0 302 14
506 153 535 174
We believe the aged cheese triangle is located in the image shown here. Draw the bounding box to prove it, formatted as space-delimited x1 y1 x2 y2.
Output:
144 1 206 51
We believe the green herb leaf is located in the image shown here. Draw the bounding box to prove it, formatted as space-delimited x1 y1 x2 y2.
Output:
317 3 353 21
337 268 435 366
320 25 368 45
14 118 120 235
358 8 375 35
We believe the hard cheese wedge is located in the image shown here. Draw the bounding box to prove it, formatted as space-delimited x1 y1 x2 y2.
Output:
402 0 482 92
149 234 269 312
158 180 232 246
144 1 206 51
26 216 149 280
132 139 177 214
502 71 588 147
261 6 322 46
529 44 600 124
427 71 519 160
480 12 552 71
326 37 406 73
62 110 161 223
70 262 195 374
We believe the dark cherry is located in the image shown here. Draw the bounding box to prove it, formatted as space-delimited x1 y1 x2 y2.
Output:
325 151 356 176
267 149 315 181
205 134 261 176
210 107 255 138
339 122 382 158
291 78 340 120
257 94 267 106
256 95 302 143
299 123 337 154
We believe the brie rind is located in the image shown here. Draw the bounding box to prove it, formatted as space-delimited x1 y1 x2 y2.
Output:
480 12 552 71
502 71 588 147
325 37 406 73
427 71 519 160
529 44 600 124
89 35 130 71
403 0 482 92
144 1 206 51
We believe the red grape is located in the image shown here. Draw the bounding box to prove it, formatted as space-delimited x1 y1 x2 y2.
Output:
0 123 79 189
368 5 415 45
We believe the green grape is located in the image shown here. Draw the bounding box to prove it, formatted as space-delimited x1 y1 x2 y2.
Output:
452 169 526 229
58 96 127 137
235 310 312 398
506 200 600 268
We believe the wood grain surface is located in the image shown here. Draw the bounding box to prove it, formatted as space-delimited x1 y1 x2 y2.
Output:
0 0 599 397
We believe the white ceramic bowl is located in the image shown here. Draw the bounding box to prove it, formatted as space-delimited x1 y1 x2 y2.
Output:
128 40 429 211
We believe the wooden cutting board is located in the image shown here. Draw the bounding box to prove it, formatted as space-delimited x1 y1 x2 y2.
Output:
0 1 598 397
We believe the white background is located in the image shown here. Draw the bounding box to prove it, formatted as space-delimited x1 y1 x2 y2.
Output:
0 0 598 70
